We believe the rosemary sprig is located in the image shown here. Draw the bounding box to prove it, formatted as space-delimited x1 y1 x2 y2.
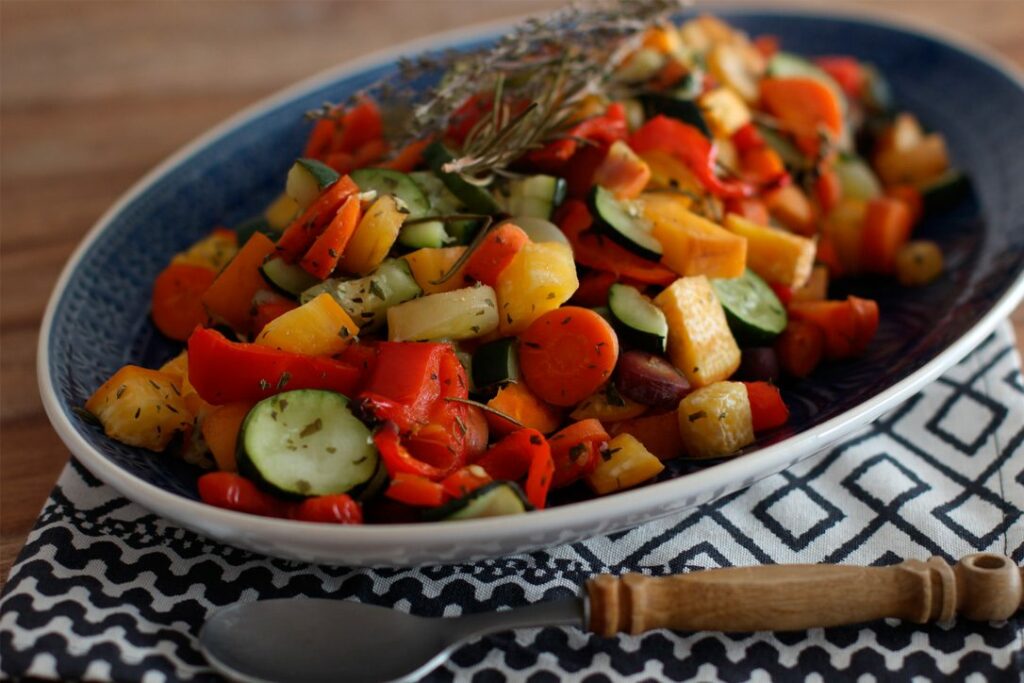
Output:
311 0 689 182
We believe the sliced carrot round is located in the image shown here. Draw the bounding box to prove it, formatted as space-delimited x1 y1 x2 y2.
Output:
519 307 619 407
151 262 216 341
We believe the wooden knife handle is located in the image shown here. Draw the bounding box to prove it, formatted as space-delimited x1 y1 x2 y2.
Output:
587 553 1022 636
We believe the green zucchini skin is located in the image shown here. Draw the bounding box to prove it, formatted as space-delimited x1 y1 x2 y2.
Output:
397 220 451 249
588 186 663 261
287 158 340 209
503 175 568 219
236 390 379 499
423 141 502 215
421 481 533 521
472 338 520 390
260 257 321 296
608 283 668 354
301 258 422 332
711 270 788 346
350 169 431 219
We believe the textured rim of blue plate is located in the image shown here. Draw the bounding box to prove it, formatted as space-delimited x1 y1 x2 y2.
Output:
37 6 1024 549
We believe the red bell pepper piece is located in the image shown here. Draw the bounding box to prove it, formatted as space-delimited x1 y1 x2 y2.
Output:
473 428 547 481
788 296 879 360
291 495 364 524
374 422 447 479
333 99 383 155
731 122 765 154
629 116 760 199
814 56 865 99
359 342 448 432
385 472 448 507
527 103 628 170
197 472 286 517
187 327 362 405
743 382 790 432
769 282 793 306
548 419 609 488
441 466 492 500
303 118 336 160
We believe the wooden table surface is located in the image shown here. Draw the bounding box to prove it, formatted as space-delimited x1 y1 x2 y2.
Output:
2 0 1022 585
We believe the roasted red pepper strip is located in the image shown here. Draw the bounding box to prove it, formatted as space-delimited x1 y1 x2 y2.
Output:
441 466 493 500
373 422 448 480
523 436 555 510
197 472 287 517
291 495 364 524
527 102 628 169
548 419 609 488
743 382 790 432
629 115 761 199
472 428 548 482
359 342 448 432
187 327 362 405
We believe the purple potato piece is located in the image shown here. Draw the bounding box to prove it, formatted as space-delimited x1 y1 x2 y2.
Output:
615 350 691 409
736 347 781 383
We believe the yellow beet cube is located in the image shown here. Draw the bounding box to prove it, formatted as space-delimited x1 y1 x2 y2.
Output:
496 242 578 336
402 246 468 294
585 433 665 494
654 276 741 387
643 198 747 279
85 366 192 452
255 292 359 356
699 87 752 138
724 213 815 289
677 381 754 458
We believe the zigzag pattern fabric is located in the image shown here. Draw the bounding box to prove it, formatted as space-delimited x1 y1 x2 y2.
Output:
2 323 1022 682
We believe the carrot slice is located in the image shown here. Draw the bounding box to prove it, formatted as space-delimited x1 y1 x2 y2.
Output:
275 175 359 262
760 77 844 156
383 138 431 173
200 232 277 334
303 118 336 160
775 319 825 377
861 197 912 274
486 382 563 436
886 185 923 226
299 194 361 279
151 262 216 341
201 401 254 471
519 307 620 407
464 222 530 286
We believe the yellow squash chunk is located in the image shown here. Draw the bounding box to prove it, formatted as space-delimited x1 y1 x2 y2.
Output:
496 242 578 336
255 292 358 356
264 192 299 232
387 285 499 342
402 246 468 294
158 351 208 416
677 381 754 459
724 213 815 288
766 185 816 236
570 387 647 423
639 151 704 195
85 366 192 452
585 433 665 495
172 229 238 272
339 195 405 276
699 87 751 137
654 276 741 388
642 198 747 279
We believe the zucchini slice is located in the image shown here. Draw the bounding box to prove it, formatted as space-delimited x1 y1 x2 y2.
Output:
504 175 567 219
286 158 340 210
237 390 378 498
835 154 882 201
349 169 431 219
710 269 788 346
409 170 482 245
608 283 668 354
510 216 570 247
588 186 662 261
423 141 501 215
397 220 452 249
638 93 712 138
422 482 533 522
261 256 321 296
472 337 520 390
301 258 422 332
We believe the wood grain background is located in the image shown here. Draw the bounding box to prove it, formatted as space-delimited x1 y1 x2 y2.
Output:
2 0 1022 584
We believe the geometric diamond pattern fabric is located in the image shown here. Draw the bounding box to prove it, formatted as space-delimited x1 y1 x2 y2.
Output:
2 323 1022 682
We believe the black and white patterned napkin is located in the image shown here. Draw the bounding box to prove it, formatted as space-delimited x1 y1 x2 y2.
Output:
2 323 1022 683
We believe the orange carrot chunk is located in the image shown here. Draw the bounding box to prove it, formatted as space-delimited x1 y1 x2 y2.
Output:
760 77 844 156
486 382 563 436
200 232 277 334
299 195 362 279
861 197 913 274
519 307 620 407
275 175 359 262
464 223 530 287
151 262 217 341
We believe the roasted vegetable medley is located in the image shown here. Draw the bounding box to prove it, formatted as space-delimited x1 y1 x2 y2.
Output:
85 9 965 524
